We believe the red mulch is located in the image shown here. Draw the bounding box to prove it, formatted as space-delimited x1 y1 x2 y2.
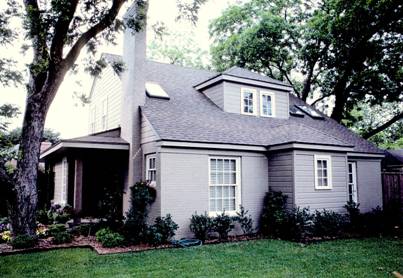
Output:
0 234 261 256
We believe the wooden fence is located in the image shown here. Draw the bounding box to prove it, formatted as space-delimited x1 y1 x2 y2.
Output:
382 172 403 210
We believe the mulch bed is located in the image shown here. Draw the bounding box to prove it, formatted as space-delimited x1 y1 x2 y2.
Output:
0 234 261 256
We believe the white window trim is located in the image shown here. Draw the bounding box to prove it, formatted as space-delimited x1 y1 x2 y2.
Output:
314 155 333 190
208 156 241 217
145 154 157 187
61 157 68 205
240 88 257 116
348 161 358 203
260 90 276 117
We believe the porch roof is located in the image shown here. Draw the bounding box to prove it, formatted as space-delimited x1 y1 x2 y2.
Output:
40 135 129 160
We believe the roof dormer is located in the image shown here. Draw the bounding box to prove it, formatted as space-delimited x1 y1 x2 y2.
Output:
195 67 292 119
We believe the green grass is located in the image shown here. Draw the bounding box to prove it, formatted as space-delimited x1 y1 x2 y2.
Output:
0 238 402 277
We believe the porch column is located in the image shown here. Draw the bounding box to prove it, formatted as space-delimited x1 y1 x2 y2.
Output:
73 159 83 213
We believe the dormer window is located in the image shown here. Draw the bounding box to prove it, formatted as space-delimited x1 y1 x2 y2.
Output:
260 91 275 117
241 88 257 115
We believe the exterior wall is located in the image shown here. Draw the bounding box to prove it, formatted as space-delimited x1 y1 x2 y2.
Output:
268 151 294 207
88 66 122 134
203 82 224 109
293 150 348 212
159 147 268 238
141 115 159 144
351 158 382 212
223 81 289 119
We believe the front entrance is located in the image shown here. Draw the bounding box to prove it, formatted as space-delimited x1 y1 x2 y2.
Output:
348 162 358 203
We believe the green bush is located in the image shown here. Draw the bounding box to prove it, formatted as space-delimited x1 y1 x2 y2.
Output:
36 209 51 225
281 207 314 241
11 234 37 249
48 224 67 236
211 211 234 241
147 214 178 245
189 212 212 242
71 223 105 237
52 231 73 244
313 209 346 237
47 204 74 224
123 181 156 244
96 228 125 248
235 205 254 235
259 190 288 237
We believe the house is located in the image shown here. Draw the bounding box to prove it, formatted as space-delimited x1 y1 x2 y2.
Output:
383 149 403 173
40 4 384 237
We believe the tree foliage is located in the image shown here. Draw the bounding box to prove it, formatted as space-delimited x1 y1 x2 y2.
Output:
210 0 403 125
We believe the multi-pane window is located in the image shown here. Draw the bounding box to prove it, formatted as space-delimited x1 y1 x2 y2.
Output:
260 91 275 117
348 162 358 202
146 155 156 186
209 157 240 214
241 88 256 115
101 98 108 130
61 158 68 205
314 155 332 189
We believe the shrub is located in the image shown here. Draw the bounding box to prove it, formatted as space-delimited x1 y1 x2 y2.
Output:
71 223 105 237
52 231 73 244
259 190 288 237
189 212 212 242
147 214 178 245
280 207 313 241
47 204 74 224
96 228 125 248
48 224 67 236
11 234 37 249
36 209 51 225
123 181 156 244
36 224 49 238
211 211 234 241
313 209 346 238
235 205 254 235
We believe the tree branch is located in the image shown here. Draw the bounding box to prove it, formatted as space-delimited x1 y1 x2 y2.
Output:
363 111 403 139
50 0 79 62
310 93 332 106
63 0 126 69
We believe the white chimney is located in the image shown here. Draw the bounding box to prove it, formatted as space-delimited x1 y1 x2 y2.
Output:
120 0 148 211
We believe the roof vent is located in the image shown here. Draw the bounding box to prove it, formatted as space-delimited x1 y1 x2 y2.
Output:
145 82 170 99
289 106 305 117
295 105 324 119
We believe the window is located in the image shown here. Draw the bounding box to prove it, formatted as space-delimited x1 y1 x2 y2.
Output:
314 155 332 189
146 155 156 186
101 98 108 130
260 91 276 117
90 107 96 133
209 157 241 215
348 162 358 203
241 88 257 115
61 158 68 205
146 82 170 99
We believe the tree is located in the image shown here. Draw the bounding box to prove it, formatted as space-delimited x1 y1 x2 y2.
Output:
148 31 209 70
0 0 207 237
210 0 402 128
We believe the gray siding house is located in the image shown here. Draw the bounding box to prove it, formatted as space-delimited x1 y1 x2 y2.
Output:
41 5 384 237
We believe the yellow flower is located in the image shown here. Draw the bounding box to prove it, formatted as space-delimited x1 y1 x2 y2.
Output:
1 231 12 242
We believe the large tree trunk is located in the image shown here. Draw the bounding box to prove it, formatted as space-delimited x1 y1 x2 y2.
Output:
9 93 47 236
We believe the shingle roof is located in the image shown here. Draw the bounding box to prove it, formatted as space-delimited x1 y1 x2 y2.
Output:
141 60 382 154
64 135 129 145
223 66 292 87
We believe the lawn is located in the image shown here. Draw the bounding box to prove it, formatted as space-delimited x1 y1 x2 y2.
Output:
0 238 402 277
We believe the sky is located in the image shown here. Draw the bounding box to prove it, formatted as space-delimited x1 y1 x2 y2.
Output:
0 0 240 139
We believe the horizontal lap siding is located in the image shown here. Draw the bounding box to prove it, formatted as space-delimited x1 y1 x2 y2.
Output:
268 151 294 207
88 66 122 133
223 81 289 119
141 116 159 144
203 83 224 109
160 148 268 238
353 158 382 212
294 151 348 212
